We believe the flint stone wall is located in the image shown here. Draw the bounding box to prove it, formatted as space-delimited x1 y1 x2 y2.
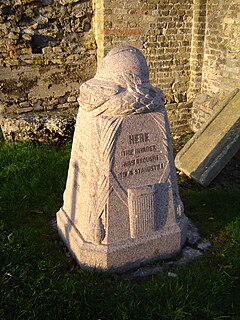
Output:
0 0 97 116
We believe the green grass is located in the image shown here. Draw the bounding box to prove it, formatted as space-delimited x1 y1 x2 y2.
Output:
0 138 240 320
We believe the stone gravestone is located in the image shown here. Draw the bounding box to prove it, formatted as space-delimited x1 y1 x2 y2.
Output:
56 46 188 271
175 89 240 186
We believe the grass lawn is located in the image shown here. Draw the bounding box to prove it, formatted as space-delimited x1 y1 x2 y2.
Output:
0 136 239 320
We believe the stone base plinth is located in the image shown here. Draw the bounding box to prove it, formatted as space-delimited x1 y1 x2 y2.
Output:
57 208 188 272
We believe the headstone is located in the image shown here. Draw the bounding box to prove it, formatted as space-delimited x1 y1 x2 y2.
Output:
175 89 240 187
56 46 188 272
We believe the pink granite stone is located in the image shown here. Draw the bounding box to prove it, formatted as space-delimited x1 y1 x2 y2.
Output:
56 46 188 271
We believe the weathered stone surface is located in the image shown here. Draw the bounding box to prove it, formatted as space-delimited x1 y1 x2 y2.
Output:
42 0 54 5
175 89 240 186
186 220 201 245
0 63 96 117
197 240 211 251
182 247 203 260
0 0 96 68
129 219 209 278
56 46 188 272
0 101 6 114
60 0 79 4
132 266 164 278
0 109 77 143
191 93 220 132
0 0 97 120
28 80 79 100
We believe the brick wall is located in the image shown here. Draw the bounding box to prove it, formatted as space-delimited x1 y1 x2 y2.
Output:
93 0 194 104
92 0 194 132
202 0 240 95
188 0 207 99
191 0 240 131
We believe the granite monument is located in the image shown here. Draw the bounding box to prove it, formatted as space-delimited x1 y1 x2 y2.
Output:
56 46 188 271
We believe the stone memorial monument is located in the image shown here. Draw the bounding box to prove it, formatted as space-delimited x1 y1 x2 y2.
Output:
56 46 188 271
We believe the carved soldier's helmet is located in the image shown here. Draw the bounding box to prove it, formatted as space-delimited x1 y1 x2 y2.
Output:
95 46 150 84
